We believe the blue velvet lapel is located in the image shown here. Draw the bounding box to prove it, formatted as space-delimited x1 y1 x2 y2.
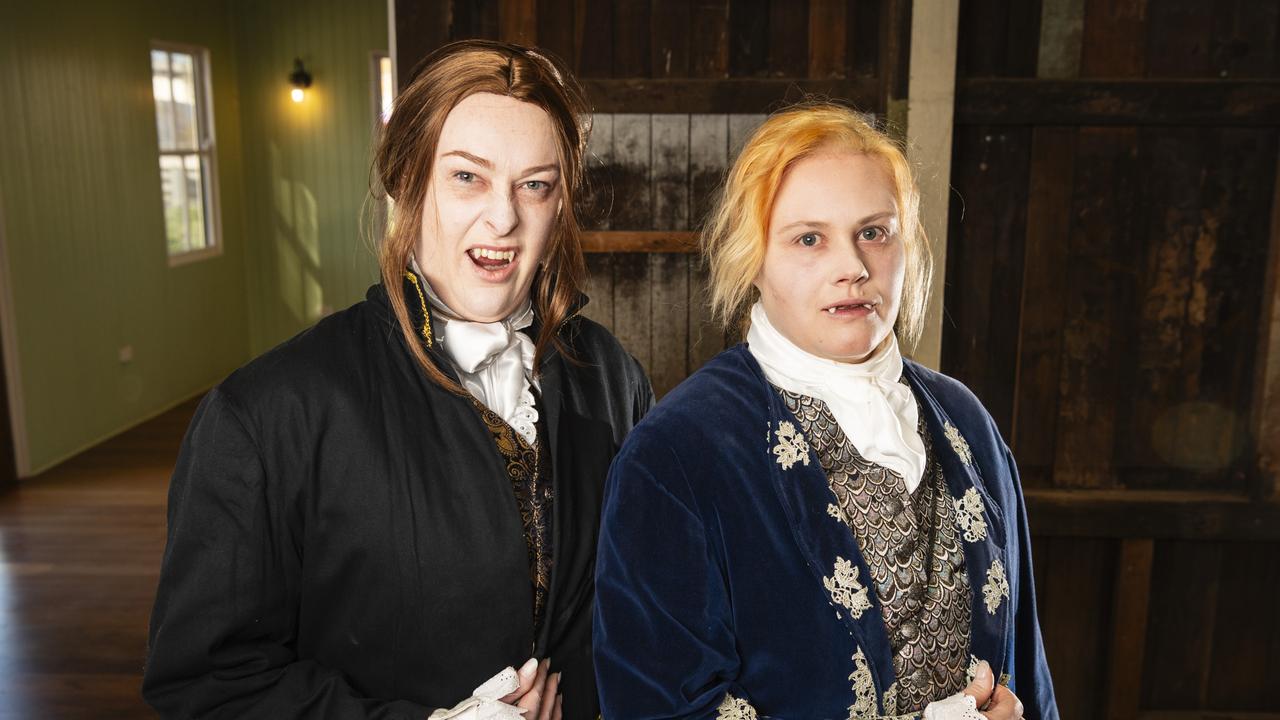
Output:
737 349 899 705
902 362 1012 682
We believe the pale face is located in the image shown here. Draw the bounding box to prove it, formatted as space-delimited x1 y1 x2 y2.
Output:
417 92 562 322
754 149 906 363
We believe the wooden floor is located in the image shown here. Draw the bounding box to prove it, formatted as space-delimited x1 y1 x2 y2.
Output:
0 398 200 719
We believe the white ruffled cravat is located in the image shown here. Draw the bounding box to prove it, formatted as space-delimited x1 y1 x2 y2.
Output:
417 272 540 446
746 302 927 493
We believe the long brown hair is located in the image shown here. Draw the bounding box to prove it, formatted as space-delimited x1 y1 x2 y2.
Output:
375 40 591 392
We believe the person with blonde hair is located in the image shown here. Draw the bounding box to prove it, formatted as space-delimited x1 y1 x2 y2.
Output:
143 40 652 719
593 104 1056 719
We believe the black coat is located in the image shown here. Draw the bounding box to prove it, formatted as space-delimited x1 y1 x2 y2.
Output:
143 279 653 719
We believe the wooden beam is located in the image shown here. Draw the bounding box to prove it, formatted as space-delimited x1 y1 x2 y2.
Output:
1105 539 1154 720
581 78 880 114
956 79 1280 126
905 0 959 370
581 231 698 254
1256 143 1280 502
1026 490 1280 540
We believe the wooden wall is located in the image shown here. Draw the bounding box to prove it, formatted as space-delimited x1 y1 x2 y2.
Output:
395 1 1280 717
946 1 1280 717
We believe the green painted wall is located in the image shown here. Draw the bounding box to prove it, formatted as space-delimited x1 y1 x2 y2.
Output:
233 0 387 355
0 0 387 475
0 1 250 474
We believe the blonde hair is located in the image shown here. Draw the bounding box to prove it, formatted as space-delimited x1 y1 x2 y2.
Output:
375 40 590 392
701 103 933 348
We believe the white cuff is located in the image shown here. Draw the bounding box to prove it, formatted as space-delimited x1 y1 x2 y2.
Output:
428 667 526 720
923 692 985 720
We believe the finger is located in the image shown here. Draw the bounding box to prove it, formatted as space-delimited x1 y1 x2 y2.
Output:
500 658 541 703
538 673 561 720
552 692 563 720
982 685 1024 720
516 660 551 711
962 661 995 707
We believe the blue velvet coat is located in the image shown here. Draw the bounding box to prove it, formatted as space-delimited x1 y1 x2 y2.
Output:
594 345 1057 719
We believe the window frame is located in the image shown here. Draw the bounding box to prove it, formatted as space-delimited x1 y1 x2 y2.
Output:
150 40 222 267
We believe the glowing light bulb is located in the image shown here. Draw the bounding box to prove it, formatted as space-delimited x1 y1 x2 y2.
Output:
291 87 305 103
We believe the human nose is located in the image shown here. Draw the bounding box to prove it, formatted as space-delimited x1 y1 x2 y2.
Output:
834 239 869 285
484 188 519 236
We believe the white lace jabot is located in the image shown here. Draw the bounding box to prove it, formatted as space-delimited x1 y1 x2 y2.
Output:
746 302 927 493
415 268 540 446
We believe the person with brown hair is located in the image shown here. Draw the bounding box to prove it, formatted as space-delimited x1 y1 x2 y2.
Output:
593 104 1056 719
143 40 651 719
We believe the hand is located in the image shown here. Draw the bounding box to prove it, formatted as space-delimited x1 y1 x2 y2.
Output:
499 657 562 720
962 661 1025 720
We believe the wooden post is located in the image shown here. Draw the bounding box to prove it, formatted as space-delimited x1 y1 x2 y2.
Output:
1105 538 1155 720
1256 144 1280 502
905 0 959 369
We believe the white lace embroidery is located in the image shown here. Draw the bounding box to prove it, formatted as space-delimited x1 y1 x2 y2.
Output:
772 421 810 470
943 423 973 467
953 487 988 543
509 383 539 446
922 692 984 720
965 655 981 685
716 693 758 719
847 648 877 719
824 556 872 619
827 503 846 522
983 559 1010 614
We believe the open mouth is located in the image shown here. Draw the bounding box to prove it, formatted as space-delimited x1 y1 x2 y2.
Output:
467 247 517 272
823 301 875 315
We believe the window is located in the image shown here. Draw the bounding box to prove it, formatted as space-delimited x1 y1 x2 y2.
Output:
150 44 219 262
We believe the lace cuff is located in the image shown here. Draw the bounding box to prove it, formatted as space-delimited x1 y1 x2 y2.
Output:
428 667 525 720
922 692 985 720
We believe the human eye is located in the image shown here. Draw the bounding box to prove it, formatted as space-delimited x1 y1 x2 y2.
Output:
797 232 821 247
858 226 888 243
452 170 476 183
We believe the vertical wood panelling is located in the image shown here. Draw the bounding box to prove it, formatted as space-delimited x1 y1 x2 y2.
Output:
1206 542 1280 711
1143 541 1223 709
499 0 537 45
688 113 730 371
1104 539 1154 720
691 0 731 78
650 0 692 78
610 115 654 371
1079 0 1147 78
649 115 691 396
1036 0 1085 79
0 1 257 473
1052 128 1141 489
612 0 651 78
1035 536 1115 718
581 115 615 329
768 0 809 78
808 0 848 78
1011 128 1077 486
942 126 1030 440
729 0 770 78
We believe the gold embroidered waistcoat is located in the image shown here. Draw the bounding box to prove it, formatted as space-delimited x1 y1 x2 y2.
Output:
778 389 972 713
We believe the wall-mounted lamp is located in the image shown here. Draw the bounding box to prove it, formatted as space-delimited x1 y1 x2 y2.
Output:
289 57 312 103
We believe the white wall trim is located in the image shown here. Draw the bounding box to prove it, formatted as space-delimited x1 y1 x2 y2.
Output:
905 0 961 371
386 0 398 90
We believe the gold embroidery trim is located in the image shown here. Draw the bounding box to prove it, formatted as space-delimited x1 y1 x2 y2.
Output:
848 647 877 719
982 559 1010 614
716 693 758 719
954 487 989 543
772 420 810 470
944 422 973 467
824 556 872 619
403 271 434 347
